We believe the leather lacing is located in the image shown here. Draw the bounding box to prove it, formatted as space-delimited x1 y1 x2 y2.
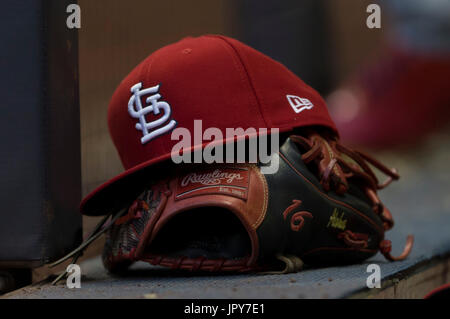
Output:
337 230 369 249
290 134 414 262
142 255 254 272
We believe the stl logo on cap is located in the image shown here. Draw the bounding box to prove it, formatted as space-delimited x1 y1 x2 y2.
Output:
128 82 177 144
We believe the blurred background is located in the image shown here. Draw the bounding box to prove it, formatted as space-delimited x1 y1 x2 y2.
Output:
34 0 449 282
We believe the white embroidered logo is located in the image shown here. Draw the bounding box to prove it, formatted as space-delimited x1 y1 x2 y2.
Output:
181 170 243 187
286 95 314 114
128 82 177 144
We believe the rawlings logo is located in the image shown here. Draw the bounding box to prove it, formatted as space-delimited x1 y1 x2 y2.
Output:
181 169 243 187
327 208 347 230
128 82 177 144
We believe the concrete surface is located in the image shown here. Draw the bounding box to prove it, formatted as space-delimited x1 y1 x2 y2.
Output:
3 131 450 299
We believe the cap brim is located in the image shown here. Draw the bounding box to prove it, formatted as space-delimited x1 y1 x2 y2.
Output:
80 152 175 216
81 130 266 216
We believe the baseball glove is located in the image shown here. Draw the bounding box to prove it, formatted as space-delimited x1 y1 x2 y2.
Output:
50 132 413 277
98 131 413 274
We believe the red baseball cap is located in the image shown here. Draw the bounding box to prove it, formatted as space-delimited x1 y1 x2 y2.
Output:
81 35 338 216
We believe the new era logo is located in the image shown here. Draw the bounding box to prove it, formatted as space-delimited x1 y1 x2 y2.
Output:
286 95 314 114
